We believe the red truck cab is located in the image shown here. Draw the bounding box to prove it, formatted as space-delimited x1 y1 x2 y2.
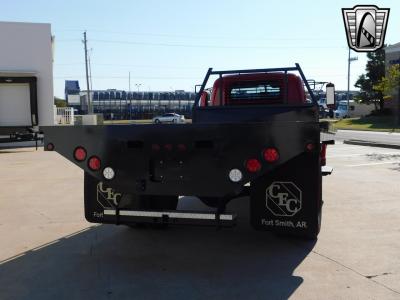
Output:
200 73 306 107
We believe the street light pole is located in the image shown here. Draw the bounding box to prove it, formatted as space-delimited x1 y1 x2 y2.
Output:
135 83 142 93
347 48 358 113
128 72 131 92
135 84 142 117
128 72 131 120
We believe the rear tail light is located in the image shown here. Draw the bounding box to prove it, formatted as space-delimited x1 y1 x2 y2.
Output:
306 143 315 152
88 156 101 171
151 144 160 151
246 158 261 173
229 168 243 182
164 144 173 151
74 147 87 161
263 148 279 163
320 144 327 166
103 167 115 180
177 144 187 151
46 143 54 151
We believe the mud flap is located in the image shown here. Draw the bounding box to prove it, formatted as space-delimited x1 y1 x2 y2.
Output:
84 172 179 224
84 172 122 224
250 153 322 239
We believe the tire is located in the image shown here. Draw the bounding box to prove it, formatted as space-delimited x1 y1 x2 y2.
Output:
154 119 161 124
172 118 177 123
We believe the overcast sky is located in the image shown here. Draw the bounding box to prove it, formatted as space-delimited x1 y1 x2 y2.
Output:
2 0 399 98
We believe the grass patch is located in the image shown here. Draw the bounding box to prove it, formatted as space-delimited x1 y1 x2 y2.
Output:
334 116 400 132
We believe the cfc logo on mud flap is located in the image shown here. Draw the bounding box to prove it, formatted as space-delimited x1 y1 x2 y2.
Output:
266 182 302 217
96 182 122 209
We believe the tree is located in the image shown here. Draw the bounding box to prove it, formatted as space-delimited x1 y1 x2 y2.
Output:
354 47 385 110
54 97 67 107
354 74 377 109
373 64 400 101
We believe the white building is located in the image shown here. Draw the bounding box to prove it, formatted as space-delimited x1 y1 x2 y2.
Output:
0 21 54 134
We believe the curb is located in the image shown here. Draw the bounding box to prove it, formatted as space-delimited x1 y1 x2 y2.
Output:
337 128 400 133
343 139 400 150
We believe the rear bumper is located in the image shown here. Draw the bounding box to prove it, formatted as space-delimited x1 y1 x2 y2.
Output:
103 209 236 227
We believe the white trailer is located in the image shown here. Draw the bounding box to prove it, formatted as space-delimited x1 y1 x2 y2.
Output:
0 21 53 143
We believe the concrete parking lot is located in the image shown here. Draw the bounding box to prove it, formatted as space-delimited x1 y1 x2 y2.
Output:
0 143 400 299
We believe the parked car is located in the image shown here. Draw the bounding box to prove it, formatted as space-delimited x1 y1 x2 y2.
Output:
152 113 185 124
334 100 374 119
335 103 350 118
319 105 329 118
318 98 328 109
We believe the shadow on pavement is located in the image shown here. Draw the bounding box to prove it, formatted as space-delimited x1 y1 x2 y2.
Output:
0 149 38 154
0 197 315 300
390 164 400 172
365 153 400 161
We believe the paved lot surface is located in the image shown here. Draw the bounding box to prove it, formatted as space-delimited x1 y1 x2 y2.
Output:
336 129 400 145
0 143 400 299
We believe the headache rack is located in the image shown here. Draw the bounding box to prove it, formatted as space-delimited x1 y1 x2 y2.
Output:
194 63 317 107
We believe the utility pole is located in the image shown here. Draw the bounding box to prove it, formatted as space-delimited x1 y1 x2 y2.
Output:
135 83 142 117
88 49 93 93
83 31 92 114
129 72 131 91
347 48 358 113
128 72 131 120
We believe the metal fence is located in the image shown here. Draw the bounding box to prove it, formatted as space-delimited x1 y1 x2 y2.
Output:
54 106 74 125
76 91 196 120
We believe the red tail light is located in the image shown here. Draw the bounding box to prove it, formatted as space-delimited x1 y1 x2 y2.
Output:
177 144 187 151
320 144 327 166
74 147 87 161
88 156 101 171
164 144 173 151
263 148 279 163
46 143 54 151
306 143 315 152
151 144 160 151
246 158 261 173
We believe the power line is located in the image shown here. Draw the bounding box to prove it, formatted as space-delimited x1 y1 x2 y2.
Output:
54 75 200 79
56 37 347 50
56 27 344 41
90 39 347 49
54 62 204 69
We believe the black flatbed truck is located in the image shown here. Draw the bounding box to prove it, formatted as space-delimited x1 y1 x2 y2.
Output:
42 64 334 239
